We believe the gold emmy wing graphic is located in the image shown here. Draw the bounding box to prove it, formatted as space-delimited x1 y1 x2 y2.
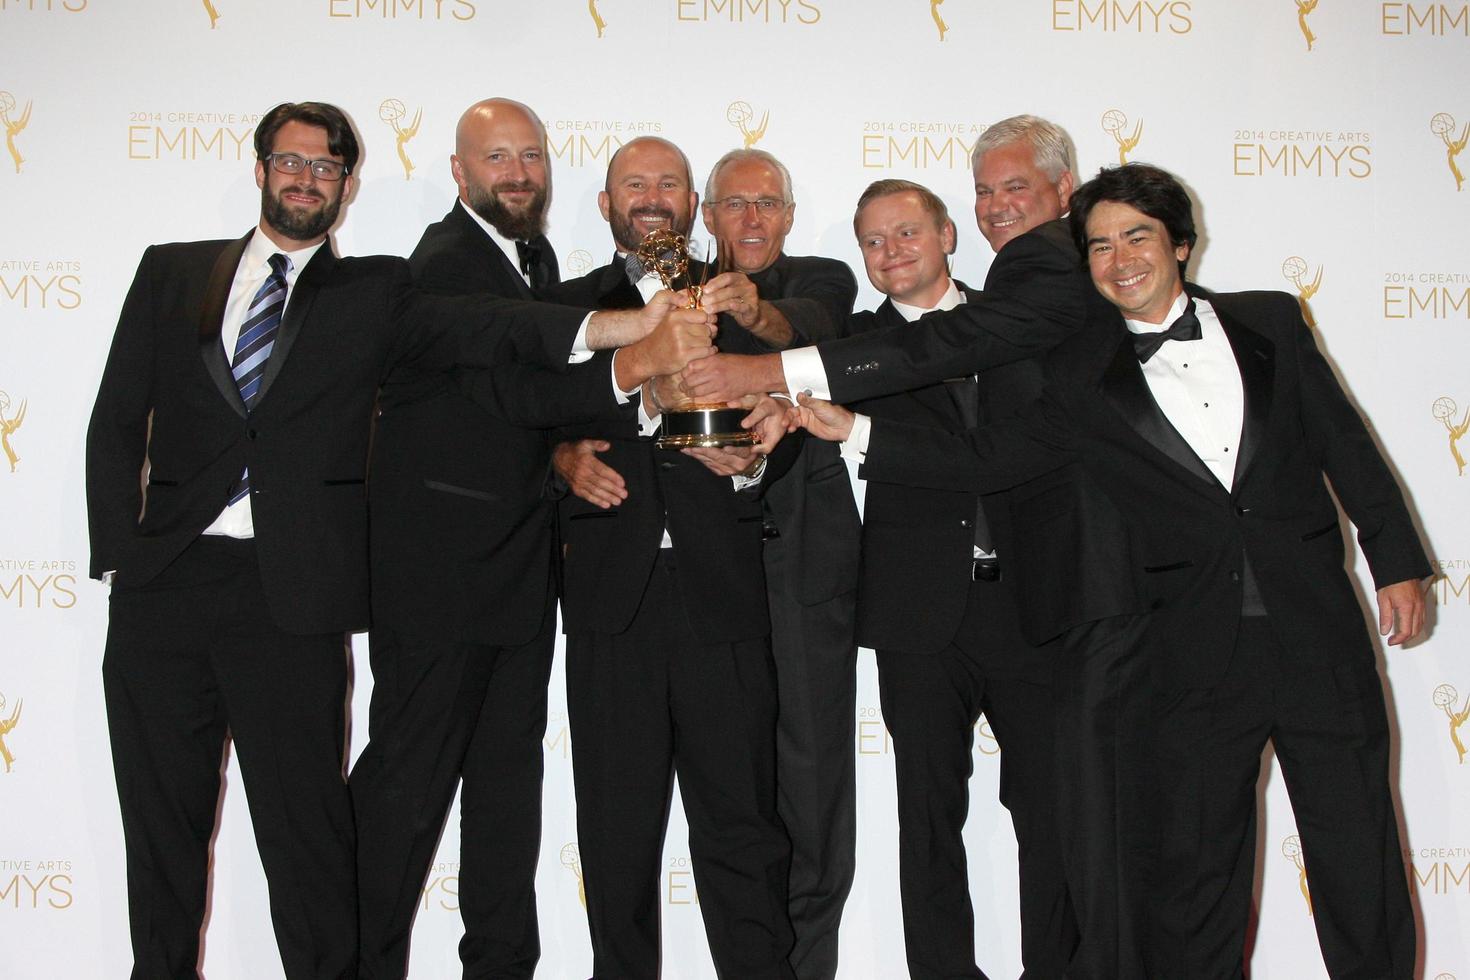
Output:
726 101 769 150
560 843 586 909
202 0 221 28
1 91 33 175
1431 397 1469 476
588 0 606 37
1281 835 1313 915
930 0 948 40
1295 0 1319 50
1432 684 1469 764
1430 113 1468 192
0 391 25 473
1100 109 1143 165
1281 255 1322 328
0 692 21 773
566 249 594 278
380 99 422 180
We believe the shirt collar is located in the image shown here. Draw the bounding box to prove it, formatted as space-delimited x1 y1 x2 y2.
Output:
1124 290 1189 335
892 277 963 323
456 198 527 273
246 225 324 283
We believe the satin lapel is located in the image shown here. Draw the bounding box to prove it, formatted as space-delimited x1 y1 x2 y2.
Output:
1097 326 1220 488
256 243 336 405
1216 302 1275 486
535 233 561 290
451 204 534 299
596 258 642 310
197 232 252 419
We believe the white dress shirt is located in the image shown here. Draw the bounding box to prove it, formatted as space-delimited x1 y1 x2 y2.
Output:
1124 293 1243 491
201 229 324 539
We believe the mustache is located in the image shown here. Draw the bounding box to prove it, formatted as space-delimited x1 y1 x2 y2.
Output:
278 185 326 203
491 179 541 194
628 205 674 220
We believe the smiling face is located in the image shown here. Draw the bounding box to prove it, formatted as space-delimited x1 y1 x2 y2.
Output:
255 119 352 247
1084 199 1188 324
855 190 955 309
972 140 1071 252
451 100 549 240
701 157 793 274
598 138 697 254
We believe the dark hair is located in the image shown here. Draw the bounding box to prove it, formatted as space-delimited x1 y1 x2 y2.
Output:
1068 163 1196 277
852 178 950 235
253 102 360 175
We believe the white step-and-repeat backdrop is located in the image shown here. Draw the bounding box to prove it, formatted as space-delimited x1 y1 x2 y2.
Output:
3 1 1468 977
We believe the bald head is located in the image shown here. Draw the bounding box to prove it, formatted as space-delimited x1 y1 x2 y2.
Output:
450 98 550 239
598 136 698 254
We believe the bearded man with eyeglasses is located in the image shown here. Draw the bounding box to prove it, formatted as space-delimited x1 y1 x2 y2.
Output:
85 100 712 980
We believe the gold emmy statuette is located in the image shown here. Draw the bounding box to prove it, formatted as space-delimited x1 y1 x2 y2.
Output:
636 229 756 450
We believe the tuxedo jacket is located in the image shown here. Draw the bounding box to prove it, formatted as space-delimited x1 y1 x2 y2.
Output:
86 229 586 635
747 254 861 607
827 220 1138 645
544 258 802 645
864 286 1431 688
370 203 623 645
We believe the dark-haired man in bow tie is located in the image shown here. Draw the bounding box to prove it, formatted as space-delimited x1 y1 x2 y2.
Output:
794 162 1429 979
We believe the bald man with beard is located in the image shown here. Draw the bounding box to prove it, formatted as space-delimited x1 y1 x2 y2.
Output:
352 100 707 980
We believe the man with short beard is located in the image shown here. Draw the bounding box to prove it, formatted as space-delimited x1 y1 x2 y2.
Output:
352 99 705 979
86 100 709 980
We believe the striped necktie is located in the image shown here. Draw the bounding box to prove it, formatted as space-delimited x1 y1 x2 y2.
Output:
227 252 289 505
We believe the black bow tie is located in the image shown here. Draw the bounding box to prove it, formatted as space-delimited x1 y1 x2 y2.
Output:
514 239 541 276
1132 299 1202 363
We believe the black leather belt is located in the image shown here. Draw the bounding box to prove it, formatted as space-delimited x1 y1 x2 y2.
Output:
971 557 1001 582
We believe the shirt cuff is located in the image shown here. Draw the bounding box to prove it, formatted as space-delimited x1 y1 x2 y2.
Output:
731 454 768 491
568 312 595 364
840 413 872 464
780 346 831 400
637 396 661 437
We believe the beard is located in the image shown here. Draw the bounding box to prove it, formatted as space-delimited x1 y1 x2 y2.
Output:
260 182 341 242
465 179 549 240
608 204 690 254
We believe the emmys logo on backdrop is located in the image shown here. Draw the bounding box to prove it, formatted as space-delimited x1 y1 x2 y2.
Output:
327 0 476 19
1 260 82 309
0 391 26 473
0 691 22 774
1101 109 1143 164
418 861 458 911
667 855 699 905
861 119 986 169
1051 0 1193 33
565 250 595 278
726 101 769 149
1431 398 1469 475
1429 113 1468 191
1281 835 1314 915
1232 127 1373 178
1383 271 1470 319
1281 255 1323 327
127 110 260 162
1 91 32 174
544 709 570 759
380 99 422 180
1382 3 1470 35
1406 844 1470 895
1294 0 1320 49
0 859 74 911
0 559 79 609
588 0 606 35
561 843 586 908
201 0 220 27
931 0 949 39
1433 684 1470 764
1426 559 1470 610
677 0 821 24
0 1 87 11
547 118 663 168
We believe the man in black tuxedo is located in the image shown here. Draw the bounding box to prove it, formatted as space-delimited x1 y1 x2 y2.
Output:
352 98 708 980
545 135 801 979
698 147 860 980
835 177 1075 980
797 163 1429 980
85 101 704 980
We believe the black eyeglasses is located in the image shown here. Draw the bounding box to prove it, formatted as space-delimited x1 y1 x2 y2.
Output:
265 152 349 181
709 196 787 214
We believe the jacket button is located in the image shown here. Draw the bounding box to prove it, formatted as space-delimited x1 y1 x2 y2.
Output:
246 429 258 440
960 518 973 528
1229 570 1241 583
1235 506 1250 515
